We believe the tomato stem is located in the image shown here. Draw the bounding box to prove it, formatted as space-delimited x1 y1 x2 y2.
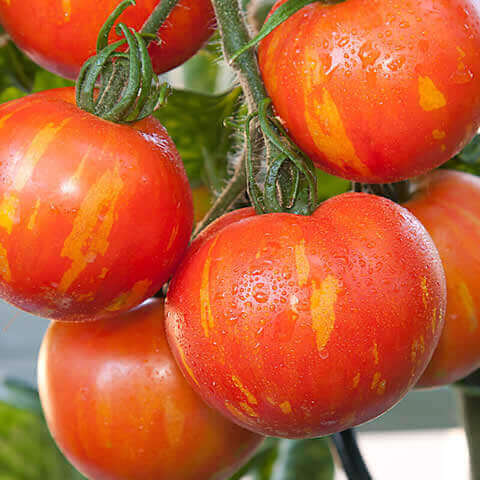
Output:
141 0 180 38
331 429 373 480
209 0 319 218
75 0 178 124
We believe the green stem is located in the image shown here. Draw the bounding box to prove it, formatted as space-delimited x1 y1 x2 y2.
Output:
212 0 268 111
193 147 248 237
141 0 181 37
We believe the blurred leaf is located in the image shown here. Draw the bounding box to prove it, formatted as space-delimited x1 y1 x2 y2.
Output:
154 87 243 186
0 27 73 104
316 169 350 201
442 135 480 176
230 438 279 480
0 378 42 415
0 380 86 480
182 35 223 94
270 438 334 480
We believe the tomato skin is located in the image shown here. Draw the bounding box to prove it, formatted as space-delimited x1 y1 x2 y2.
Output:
0 87 193 322
0 0 215 79
38 299 262 480
166 193 446 438
258 0 480 183
403 170 480 387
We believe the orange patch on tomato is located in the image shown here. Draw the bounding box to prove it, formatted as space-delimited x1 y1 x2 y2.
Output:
27 199 41 231
0 242 11 282
339 411 357 426
304 88 370 176
310 274 341 353
371 373 386 394
418 76 446 111
59 164 124 293
458 281 477 332
294 240 310 287
105 279 152 312
225 401 248 421
432 129 446 140
164 396 186 446
74 292 95 302
99 267 109 279
0 120 69 234
353 373 361 389
432 307 437 334
304 44 327 87
263 30 283 94
0 193 19 234
200 238 217 337
62 0 72 21
166 222 179 251
177 344 199 386
279 401 292 415
421 276 429 308
240 402 259 417
15 120 70 191
232 375 257 405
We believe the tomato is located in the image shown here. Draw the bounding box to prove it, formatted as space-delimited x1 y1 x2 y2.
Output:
0 0 216 79
258 0 480 183
165 193 446 438
403 170 480 387
0 87 193 322
38 298 262 480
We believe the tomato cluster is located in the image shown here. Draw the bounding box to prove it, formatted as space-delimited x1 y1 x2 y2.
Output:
1 0 480 478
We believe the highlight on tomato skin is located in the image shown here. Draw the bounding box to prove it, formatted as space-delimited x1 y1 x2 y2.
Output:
165 193 447 438
258 0 480 183
38 298 263 480
0 87 193 322
0 0 216 79
403 170 480 388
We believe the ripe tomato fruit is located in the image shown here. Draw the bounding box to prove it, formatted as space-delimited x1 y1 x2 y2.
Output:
38 299 263 480
166 193 446 438
0 87 193 322
0 0 216 79
258 0 480 183
404 170 480 387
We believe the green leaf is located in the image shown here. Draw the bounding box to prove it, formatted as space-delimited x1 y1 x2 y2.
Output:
443 135 480 176
0 378 42 415
316 169 350 201
154 87 243 186
0 380 86 480
231 0 345 63
270 438 334 480
229 438 279 480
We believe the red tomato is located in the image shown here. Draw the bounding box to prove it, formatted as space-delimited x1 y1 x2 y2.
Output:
0 0 216 79
38 299 263 480
0 87 193 322
258 0 480 183
404 170 480 387
165 193 446 438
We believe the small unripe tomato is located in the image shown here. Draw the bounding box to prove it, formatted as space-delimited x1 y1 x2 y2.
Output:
404 170 480 387
38 299 263 480
0 0 216 79
166 193 446 438
258 0 480 183
0 88 193 321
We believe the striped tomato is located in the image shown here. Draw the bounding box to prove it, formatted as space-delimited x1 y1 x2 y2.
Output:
38 298 263 480
404 170 480 387
258 0 480 183
0 87 193 321
0 0 216 79
165 193 446 438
